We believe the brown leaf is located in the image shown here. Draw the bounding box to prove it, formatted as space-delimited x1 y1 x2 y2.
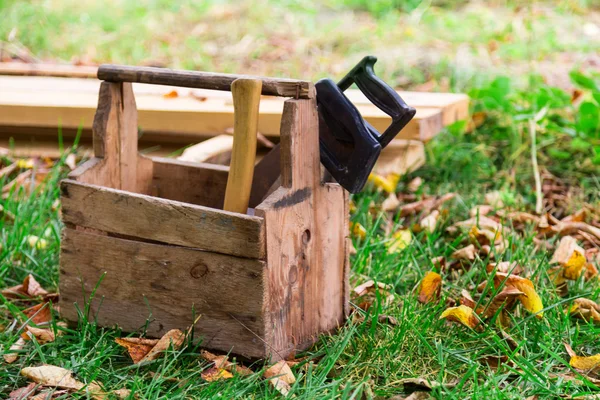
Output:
482 287 524 318
417 271 442 304
23 326 57 344
381 193 400 212
499 211 541 225
4 337 26 363
420 210 440 233
550 236 587 280
352 280 395 310
451 244 476 261
479 355 512 370
451 216 506 234
398 377 455 391
163 90 179 98
378 314 398 326
570 298 600 325
407 177 423 192
469 225 502 246
201 367 234 382
2 274 49 298
199 350 253 376
460 290 476 309
22 303 52 325
21 365 85 390
264 360 296 396
470 205 493 218
115 337 159 364
139 329 185 363
9 382 37 399
399 197 436 217
486 261 523 275
493 273 544 318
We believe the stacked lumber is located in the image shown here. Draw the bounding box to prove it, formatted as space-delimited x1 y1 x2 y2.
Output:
0 64 469 175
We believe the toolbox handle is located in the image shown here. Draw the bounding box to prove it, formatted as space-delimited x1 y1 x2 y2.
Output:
337 56 416 148
97 64 314 99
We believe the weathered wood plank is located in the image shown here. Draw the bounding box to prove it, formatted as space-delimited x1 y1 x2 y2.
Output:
61 179 265 259
59 228 267 358
255 98 347 358
98 64 315 99
150 157 229 209
0 76 462 141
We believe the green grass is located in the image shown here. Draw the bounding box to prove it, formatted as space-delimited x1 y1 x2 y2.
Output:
1 0 600 398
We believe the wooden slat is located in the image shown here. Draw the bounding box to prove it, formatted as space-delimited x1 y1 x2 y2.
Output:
98 64 315 99
150 157 229 209
60 179 265 259
59 228 267 358
0 62 98 78
0 76 464 141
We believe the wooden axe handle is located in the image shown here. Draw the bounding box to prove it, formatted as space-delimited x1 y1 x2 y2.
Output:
223 79 262 213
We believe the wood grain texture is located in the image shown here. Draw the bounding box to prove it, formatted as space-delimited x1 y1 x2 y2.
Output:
0 62 98 78
373 140 426 176
61 179 265 259
150 157 229 209
223 79 262 213
98 64 314 99
59 228 267 358
91 82 138 191
0 76 463 141
255 98 348 358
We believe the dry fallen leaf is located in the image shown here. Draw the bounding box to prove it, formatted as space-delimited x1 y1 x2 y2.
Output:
22 303 52 325
381 193 400 212
199 350 253 376
115 337 159 364
9 382 37 399
486 261 523 275
550 236 587 280
460 290 476 309
21 365 97 392
440 305 480 329
2 274 49 298
469 205 493 218
4 337 26 363
407 177 423 192
139 329 185 363
420 210 440 233
418 271 442 304
451 244 476 262
388 229 412 253
352 280 395 310
368 173 395 193
350 222 367 240
482 287 524 318
493 273 544 319
564 343 600 373
451 216 506 234
201 367 234 382
264 360 295 396
469 225 502 246
23 325 61 344
163 90 179 98
569 298 600 325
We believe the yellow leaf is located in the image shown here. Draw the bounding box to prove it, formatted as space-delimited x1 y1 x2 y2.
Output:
494 273 544 318
387 229 412 253
201 367 234 382
350 222 366 240
418 271 442 304
551 236 587 280
386 173 400 189
368 173 395 193
570 353 600 372
17 159 35 169
27 235 48 250
440 305 479 329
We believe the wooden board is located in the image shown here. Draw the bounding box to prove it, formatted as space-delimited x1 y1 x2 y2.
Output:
61 179 265 259
60 228 268 358
255 98 348 356
0 76 468 141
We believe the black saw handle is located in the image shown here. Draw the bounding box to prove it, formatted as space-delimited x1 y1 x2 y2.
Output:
337 56 416 148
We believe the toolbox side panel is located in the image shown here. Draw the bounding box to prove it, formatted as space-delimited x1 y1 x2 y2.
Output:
60 228 267 358
60 179 266 259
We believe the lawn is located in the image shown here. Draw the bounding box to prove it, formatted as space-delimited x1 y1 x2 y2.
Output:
1 0 600 399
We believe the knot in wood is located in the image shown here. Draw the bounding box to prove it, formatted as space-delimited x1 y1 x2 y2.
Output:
190 263 209 279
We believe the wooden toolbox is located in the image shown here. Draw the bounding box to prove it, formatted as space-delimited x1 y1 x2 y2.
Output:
59 71 349 360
